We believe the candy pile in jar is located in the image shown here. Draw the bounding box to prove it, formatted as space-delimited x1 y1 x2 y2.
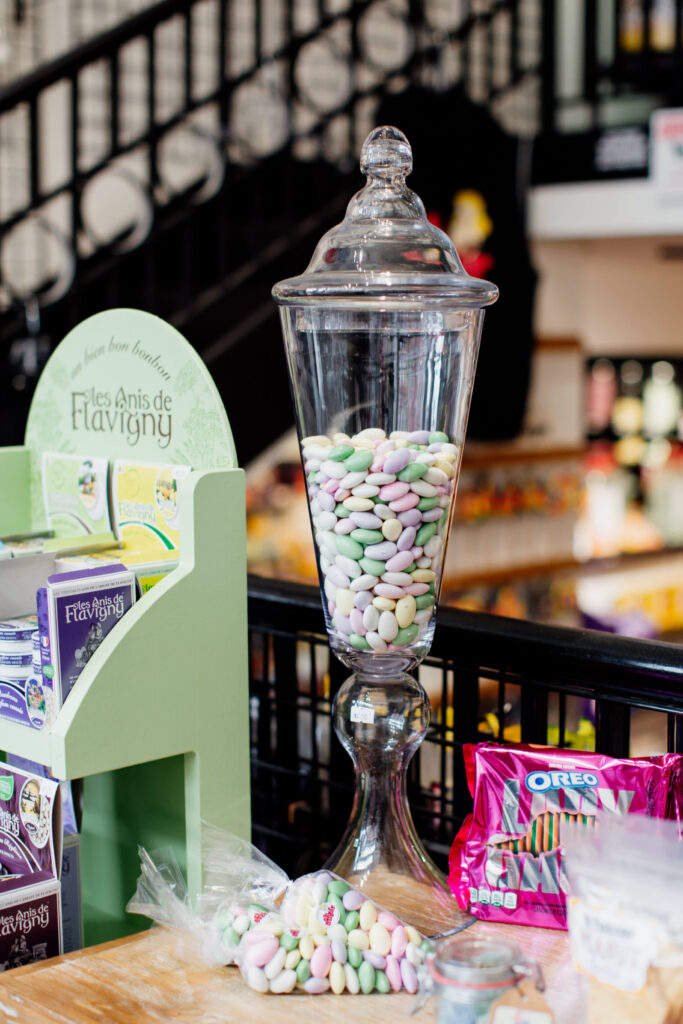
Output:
301 429 459 653
221 870 430 995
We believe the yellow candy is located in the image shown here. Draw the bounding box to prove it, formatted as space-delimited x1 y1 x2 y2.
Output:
369 922 391 956
343 497 375 512
313 932 331 946
372 597 396 611
330 961 346 994
395 595 417 628
347 928 370 950
412 569 436 583
285 949 301 970
358 900 378 932
381 519 403 542
336 588 355 617
299 934 315 960
406 925 422 946
301 435 332 447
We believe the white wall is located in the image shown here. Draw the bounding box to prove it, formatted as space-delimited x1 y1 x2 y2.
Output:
533 237 683 356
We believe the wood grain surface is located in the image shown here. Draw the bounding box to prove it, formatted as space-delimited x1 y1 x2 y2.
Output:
0 918 585 1024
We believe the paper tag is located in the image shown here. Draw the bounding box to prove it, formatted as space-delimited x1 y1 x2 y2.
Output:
350 702 374 724
568 897 656 993
491 980 553 1024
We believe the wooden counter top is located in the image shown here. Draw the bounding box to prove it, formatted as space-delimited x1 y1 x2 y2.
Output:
0 918 582 1024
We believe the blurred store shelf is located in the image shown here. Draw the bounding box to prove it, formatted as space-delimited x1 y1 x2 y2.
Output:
529 179 683 240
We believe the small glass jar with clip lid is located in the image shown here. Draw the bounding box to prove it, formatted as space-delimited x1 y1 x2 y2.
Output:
425 934 544 1024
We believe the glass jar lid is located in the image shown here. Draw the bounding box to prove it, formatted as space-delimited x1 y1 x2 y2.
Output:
272 126 499 310
431 935 522 988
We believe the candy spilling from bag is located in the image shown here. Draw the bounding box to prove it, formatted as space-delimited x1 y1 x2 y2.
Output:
127 827 431 995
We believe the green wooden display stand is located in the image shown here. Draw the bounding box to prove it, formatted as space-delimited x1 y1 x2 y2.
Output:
0 309 250 944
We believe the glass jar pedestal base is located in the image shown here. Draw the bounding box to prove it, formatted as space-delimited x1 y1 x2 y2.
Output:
325 672 463 935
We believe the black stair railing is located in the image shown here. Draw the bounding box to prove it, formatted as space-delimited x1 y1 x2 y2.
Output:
0 0 546 340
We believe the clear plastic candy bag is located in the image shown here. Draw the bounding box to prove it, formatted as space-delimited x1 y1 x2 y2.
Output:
127 824 430 995
565 815 683 1024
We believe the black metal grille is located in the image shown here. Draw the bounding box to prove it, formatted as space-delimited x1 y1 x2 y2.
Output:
248 574 683 878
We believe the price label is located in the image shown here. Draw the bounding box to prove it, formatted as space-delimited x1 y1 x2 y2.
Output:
350 702 374 724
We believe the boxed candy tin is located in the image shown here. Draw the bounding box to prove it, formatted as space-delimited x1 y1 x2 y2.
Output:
449 742 683 930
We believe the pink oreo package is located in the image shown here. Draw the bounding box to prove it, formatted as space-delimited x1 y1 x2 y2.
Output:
449 742 683 931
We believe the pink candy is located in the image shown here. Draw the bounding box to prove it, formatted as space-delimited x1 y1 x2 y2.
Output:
385 955 403 991
310 944 332 978
390 925 407 957
379 481 410 502
389 492 420 512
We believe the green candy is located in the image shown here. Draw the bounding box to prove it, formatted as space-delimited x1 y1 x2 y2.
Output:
416 521 437 546
345 450 374 472
375 970 390 993
215 906 233 929
439 510 449 529
360 557 386 575
350 529 383 545
348 944 363 968
345 912 360 936
429 431 450 444
394 624 419 647
328 444 354 461
416 595 435 610
223 926 239 947
336 535 364 560
350 633 371 651
296 958 312 983
428 581 436 594
280 931 300 951
417 496 439 511
327 879 350 897
404 562 417 573
397 462 427 482
334 503 351 518
359 961 376 994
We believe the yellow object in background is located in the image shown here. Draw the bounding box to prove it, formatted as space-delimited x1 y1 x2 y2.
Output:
113 460 191 565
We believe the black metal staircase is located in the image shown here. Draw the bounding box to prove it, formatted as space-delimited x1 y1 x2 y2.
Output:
2 0 683 459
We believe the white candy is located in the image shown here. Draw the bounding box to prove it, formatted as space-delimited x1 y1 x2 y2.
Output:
310 499 321 518
324 578 337 602
265 947 287 979
336 555 362 579
362 605 380 632
302 444 331 460
406 941 422 966
414 608 433 624
378 610 399 642
374 504 397 520
365 473 396 485
382 572 412 586
317 531 337 555
410 480 438 497
424 467 448 486
316 511 337 532
416 556 431 568
341 471 368 489
350 574 379 591
233 914 249 935
321 460 347 479
352 484 380 498
355 428 386 440
246 966 269 993
366 631 388 652
424 535 443 558
269 969 297 993
313 879 328 904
